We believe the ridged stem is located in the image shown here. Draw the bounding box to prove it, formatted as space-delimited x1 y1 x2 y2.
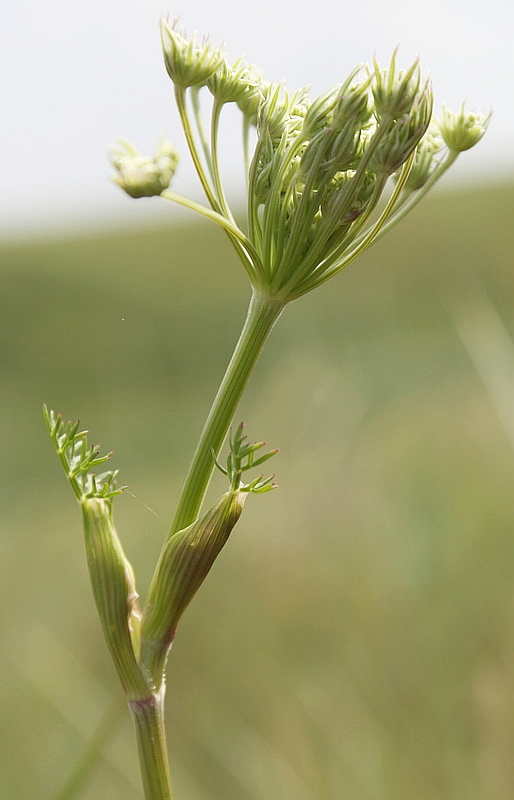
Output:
169 289 285 536
129 689 173 800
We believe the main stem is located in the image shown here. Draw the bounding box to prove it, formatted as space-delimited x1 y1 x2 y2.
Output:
130 690 173 800
169 289 285 536
134 289 283 799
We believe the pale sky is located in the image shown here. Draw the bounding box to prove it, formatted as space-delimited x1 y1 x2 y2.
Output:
1 0 513 239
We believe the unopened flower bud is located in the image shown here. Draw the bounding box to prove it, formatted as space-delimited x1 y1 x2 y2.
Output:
208 57 263 107
324 169 377 226
258 84 309 144
160 16 225 88
333 74 373 129
109 137 179 198
372 52 424 120
45 408 149 697
237 76 267 122
140 490 246 678
371 113 427 176
400 127 443 190
438 104 491 153
301 85 342 139
82 497 148 697
370 79 433 177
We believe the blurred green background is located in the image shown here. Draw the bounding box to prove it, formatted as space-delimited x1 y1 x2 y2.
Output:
2 182 514 800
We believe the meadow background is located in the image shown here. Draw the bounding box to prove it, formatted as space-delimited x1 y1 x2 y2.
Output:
2 180 514 800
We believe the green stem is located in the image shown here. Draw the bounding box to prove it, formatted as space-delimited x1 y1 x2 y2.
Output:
171 89 265 287
175 86 219 212
160 189 262 284
211 99 235 223
190 86 215 185
129 690 173 800
169 289 285 536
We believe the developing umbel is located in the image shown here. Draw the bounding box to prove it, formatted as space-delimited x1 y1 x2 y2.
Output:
110 20 489 305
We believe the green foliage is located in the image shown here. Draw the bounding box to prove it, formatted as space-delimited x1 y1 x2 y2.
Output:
44 407 126 502
212 423 278 493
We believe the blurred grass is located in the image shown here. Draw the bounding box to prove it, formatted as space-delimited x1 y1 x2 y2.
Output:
2 181 514 799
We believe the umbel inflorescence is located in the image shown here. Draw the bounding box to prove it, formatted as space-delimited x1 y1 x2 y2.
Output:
111 17 489 306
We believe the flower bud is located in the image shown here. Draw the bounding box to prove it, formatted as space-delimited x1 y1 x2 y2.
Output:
302 68 372 142
82 497 148 698
251 85 309 202
208 57 263 107
301 85 342 140
324 169 377 227
372 52 423 120
237 77 267 122
109 137 179 198
370 114 426 176
298 75 373 189
258 85 310 145
140 490 246 679
399 127 443 190
438 104 491 153
160 16 225 89
369 78 433 177
333 73 373 129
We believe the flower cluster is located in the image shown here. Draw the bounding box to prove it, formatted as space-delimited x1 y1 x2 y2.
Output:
160 18 225 88
439 104 492 153
248 56 434 299
109 137 179 199
110 19 489 308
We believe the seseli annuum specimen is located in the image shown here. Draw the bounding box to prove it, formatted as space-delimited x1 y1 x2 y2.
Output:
47 16 489 800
